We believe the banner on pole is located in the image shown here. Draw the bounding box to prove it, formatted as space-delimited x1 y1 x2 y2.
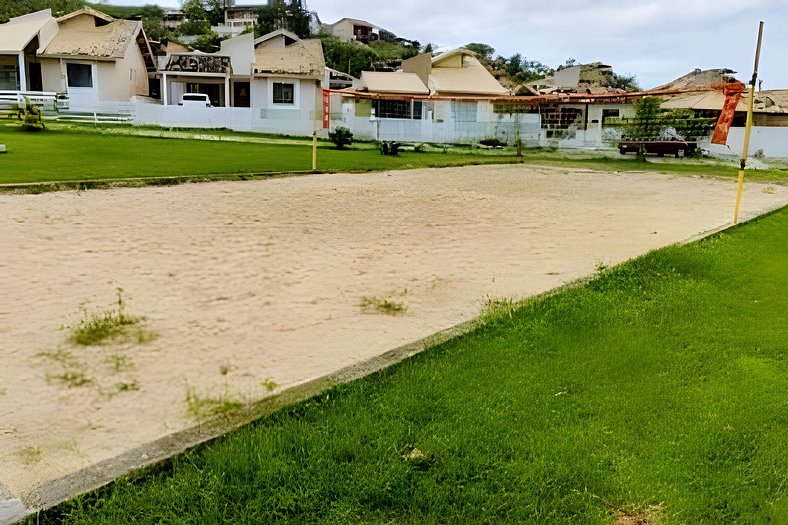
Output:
322 89 330 129
711 82 746 145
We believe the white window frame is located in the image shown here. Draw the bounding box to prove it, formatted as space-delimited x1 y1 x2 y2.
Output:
268 78 299 108
65 60 98 93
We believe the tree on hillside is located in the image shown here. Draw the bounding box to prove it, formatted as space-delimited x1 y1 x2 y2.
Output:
256 0 311 38
204 0 224 26
609 72 640 91
1 0 84 22
464 42 495 60
320 35 377 77
179 0 210 35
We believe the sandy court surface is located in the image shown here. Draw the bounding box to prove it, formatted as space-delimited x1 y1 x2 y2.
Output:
0 165 785 503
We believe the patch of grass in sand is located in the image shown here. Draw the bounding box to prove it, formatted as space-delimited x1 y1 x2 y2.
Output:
16 446 43 465
185 385 244 421
34 208 788 524
47 370 93 388
261 378 278 392
66 289 156 346
108 380 140 399
359 293 408 316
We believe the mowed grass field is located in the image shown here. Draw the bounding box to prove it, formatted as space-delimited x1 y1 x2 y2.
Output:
35 207 788 524
0 127 521 184
1 126 787 185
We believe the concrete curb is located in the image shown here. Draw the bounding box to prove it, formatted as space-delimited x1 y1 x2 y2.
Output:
3 202 786 524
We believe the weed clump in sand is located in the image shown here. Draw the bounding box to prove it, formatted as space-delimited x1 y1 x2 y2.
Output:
359 293 408 316
185 384 244 421
67 288 156 346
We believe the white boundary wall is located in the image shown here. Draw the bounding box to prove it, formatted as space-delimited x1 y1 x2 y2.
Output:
704 126 788 159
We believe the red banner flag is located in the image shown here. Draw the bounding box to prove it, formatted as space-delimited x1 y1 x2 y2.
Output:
322 89 331 129
711 82 746 145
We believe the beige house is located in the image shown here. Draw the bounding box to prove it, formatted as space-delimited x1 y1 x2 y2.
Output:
346 48 507 122
35 7 154 109
323 18 380 44
336 48 516 142
0 9 58 92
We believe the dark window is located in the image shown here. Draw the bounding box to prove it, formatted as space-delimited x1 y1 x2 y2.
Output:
67 63 93 88
540 105 583 130
413 101 423 120
0 65 18 90
602 108 620 125
373 100 404 118
273 82 294 104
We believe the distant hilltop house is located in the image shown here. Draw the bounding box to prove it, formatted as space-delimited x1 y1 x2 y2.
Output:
322 18 382 45
213 0 271 37
524 61 626 95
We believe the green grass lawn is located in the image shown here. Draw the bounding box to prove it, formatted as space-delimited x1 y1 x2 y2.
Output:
0 127 521 184
1 126 786 185
37 208 788 524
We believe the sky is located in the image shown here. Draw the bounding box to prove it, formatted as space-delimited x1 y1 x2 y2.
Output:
100 0 788 90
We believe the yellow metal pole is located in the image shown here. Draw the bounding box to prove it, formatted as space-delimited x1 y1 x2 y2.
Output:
312 130 317 172
733 21 764 225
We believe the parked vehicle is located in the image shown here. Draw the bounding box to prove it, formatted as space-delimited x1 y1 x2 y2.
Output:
179 93 212 107
618 140 698 158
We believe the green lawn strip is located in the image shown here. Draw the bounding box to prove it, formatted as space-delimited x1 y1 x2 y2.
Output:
36 208 787 524
1 127 786 185
0 128 521 184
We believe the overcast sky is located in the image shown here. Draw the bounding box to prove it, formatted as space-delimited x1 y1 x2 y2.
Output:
101 0 787 89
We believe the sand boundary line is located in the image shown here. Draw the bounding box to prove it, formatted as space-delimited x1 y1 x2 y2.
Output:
3 201 785 524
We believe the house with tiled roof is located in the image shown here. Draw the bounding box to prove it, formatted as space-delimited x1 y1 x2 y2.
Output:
33 7 155 109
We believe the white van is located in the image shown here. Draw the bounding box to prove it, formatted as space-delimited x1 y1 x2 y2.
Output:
179 93 212 107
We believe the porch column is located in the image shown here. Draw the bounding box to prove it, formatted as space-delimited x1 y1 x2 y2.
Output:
17 53 27 91
224 76 230 107
161 73 168 105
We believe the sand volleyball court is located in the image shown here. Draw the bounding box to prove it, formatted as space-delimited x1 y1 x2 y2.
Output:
1 164 785 518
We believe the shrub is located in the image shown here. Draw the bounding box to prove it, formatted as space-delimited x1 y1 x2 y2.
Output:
17 96 45 131
328 126 353 150
480 137 505 147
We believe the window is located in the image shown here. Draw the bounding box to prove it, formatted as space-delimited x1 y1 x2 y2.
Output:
540 105 583 130
373 100 408 119
452 102 477 122
602 108 620 125
0 65 18 90
273 82 294 104
67 63 93 88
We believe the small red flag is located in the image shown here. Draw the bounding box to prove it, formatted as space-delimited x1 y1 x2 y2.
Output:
711 82 746 145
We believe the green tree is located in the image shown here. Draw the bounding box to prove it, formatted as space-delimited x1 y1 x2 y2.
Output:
464 42 495 60
204 0 224 26
256 0 310 38
608 72 640 91
319 35 376 77
192 30 222 52
625 97 664 140
178 0 210 34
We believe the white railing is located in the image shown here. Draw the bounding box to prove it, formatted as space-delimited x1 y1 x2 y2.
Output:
0 90 62 113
